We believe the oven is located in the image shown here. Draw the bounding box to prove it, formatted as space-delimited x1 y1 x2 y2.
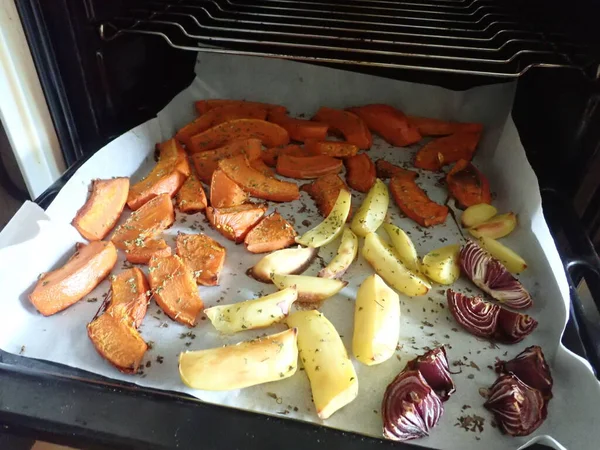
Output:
1 0 600 448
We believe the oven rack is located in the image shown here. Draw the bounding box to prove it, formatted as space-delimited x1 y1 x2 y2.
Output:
98 0 598 78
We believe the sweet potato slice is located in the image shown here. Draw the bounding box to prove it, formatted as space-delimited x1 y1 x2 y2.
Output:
446 159 491 208
206 203 267 243
276 154 343 179
301 174 352 218
148 255 203 327
112 193 175 250
389 175 448 227
106 267 150 328
414 131 481 171
407 116 483 136
72 177 129 241
305 140 359 158
29 241 118 316
375 159 418 180
210 169 249 208
261 144 307 167
191 138 262 183
124 239 172 265
189 119 289 152
348 104 422 147
219 154 300 202
267 111 329 142
312 107 372 149
176 172 208 213
127 139 190 210
249 158 275 178
344 153 376 193
176 234 226 286
195 99 287 115
244 212 297 253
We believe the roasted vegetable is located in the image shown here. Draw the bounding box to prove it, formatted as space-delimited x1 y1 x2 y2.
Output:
477 236 528 274
249 158 275 178
305 140 359 158
421 245 461 285
348 104 421 147
189 119 289 152
344 153 376 193
210 169 249 208
495 346 553 397
72 177 129 241
461 203 498 228
191 138 262 183
468 212 517 239
175 171 207 213
405 347 456 402
175 233 226 286
446 159 491 208
296 189 352 247
195 99 286 116
276 154 343 179
301 174 351 218
312 107 372 149
375 159 417 180
414 131 481 171
271 273 347 303
124 238 172 265
267 111 328 142
407 116 482 136
350 178 389 237
382 223 420 273
30 241 117 316
105 268 149 328
206 202 267 243
389 175 448 227
244 212 297 253
319 227 358 279
248 246 317 283
261 144 307 167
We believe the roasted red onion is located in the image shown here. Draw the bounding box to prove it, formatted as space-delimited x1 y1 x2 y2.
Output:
496 346 553 396
484 373 547 436
382 370 444 441
447 289 500 338
460 241 533 310
406 347 456 402
495 308 538 344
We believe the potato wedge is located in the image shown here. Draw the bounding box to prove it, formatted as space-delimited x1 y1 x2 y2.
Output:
362 233 430 296
350 178 389 237
248 246 318 283
469 212 517 239
124 238 172 265
271 274 347 303
477 236 527 274
179 328 298 391
382 223 420 273
421 244 461 285
175 234 226 286
286 310 358 419
296 189 352 248
205 287 298 333
318 227 358 279
353 274 400 366
461 203 498 228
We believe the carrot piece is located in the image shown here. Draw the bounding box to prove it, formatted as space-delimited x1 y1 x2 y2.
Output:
348 104 422 147
375 159 418 180
344 153 376 193
312 107 372 149
219 155 300 202
124 239 172 265
191 138 262 183
261 144 307 167
446 159 492 208
195 99 287 115
205 203 267 243
127 139 190 210
29 241 118 316
267 111 329 142
389 176 448 227
414 131 481 171
105 268 150 328
276 154 343 179
244 212 297 253
176 171 208 213
210 169 249 208
249 158 275 178
112 193 175 250
301 174 352 218
148 255 203 327
407 116 483 137
175 234 226 286
72 177 129 241
305 140 359 158
189 119 289 152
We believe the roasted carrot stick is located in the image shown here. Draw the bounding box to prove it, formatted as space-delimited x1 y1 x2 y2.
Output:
244 212 297 253
375 159 418 180
446 159 491 208
176 171 208 214
124 238 172 265
210 169 249 208
305 140 359 158
176 234 227 286
301 174 352 218
407 116 483 136
261 144 307 167
267 111 329 142
389 175 448 227
206 203 267 243
348 104 422 147
312 107 372 149
276 154 343 179
72 177 129 241
29 241 118 316
192 138 262 183
195 99 287 115
344 153 376 193
414 131 481 171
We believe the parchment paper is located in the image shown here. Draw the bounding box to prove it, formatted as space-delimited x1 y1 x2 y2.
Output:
1 54 599 450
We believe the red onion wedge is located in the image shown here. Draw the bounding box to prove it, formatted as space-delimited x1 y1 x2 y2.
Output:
382 370 444 441
406 347 456 402
495 308 538 344
460 241 533 310
484 373 547 436
447 290 500 338
496 346 553 397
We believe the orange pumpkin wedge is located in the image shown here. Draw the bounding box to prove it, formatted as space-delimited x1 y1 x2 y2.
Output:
348 104 422 147
312 107 372 149
267 111 329 142
446 159 492 208
276 154 343 179
176 171 208 213
72 177 129 241
206 203 267 243
414 131 481 171
375 159 418 180
407 116 483 137
195 99 287 115
344 153 376 193
244 212 297 254
124 238 172 265
105 267 150 328
191 138 262 183
249 158 275 178
305 140 359 158
261 144 307 167
210 169 249 208
301 174 352 218
176 234 226 286
389 175 448 227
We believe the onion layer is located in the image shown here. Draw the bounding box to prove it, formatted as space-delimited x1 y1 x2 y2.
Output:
496 308 538 344
496 345 553 397
406 347 456 402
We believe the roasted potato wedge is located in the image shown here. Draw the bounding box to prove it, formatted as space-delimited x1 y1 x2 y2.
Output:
476 236 528 274
296 189 352 248
248 246 318 283
461 203 498 228
469 212 517 239
175 234 226 286
350 179 389 237
318 227 358 279
421 244 461 285
382 223 420 273
271 274 347 303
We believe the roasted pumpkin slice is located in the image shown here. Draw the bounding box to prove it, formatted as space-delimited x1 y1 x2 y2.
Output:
210 169 249 208
249 158 275 178
375 159 418 180
195 99 287 115
261 144 307 167
267 111 329 142
124 238 172 265
414 131 481 171
206 202 267 243
148 255 203 327
407 116 483 136
344 153 376 193
446 159 492 208
348 104 422 147
219 154 300 202
176 171 207 213
72 177 129 241
276 154 343 179
244 212 297 253
301 174 352 219
191 138 262 183
305 140 359 158
112 193 175 250
189 119 289 152
29 241 118 316
389 175 448 227
312 107 372 149
105 267 149 328
176 234 227 286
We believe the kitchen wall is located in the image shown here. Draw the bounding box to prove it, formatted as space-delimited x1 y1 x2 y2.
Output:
0 120 27 230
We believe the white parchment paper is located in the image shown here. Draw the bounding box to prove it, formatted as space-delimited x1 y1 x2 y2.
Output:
1 54 599 450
